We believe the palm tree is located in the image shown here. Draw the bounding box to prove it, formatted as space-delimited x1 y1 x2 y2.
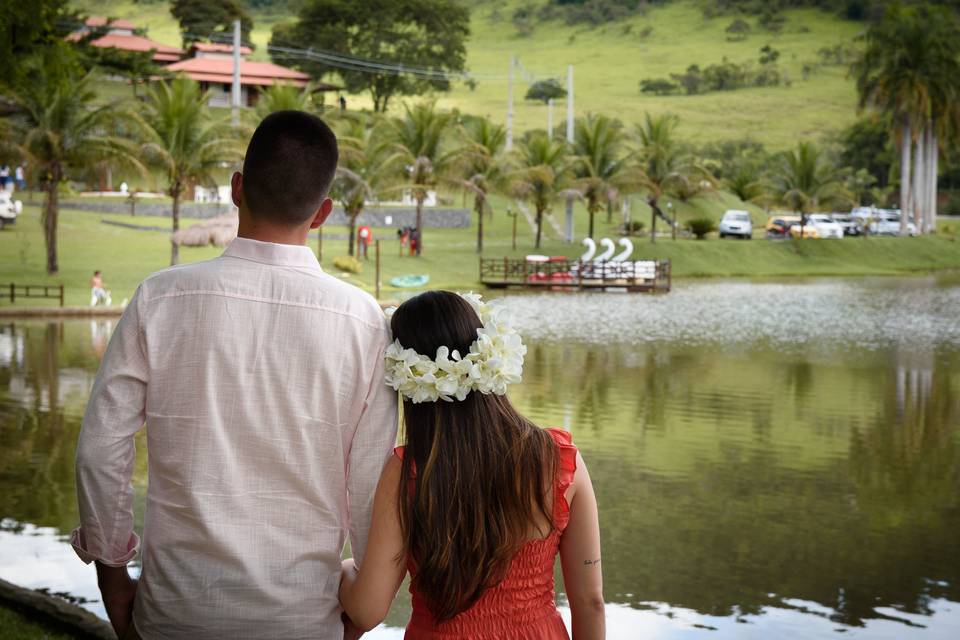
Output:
139 77 240 265
634 113 708 243
853 3 960 235
724 164 768 207
6 64 142 274
572 113 635 240
453 116 508 253
766 142 851 227
332 116 404 256
254 83 315 120
385 102 455 256
509 132 570 249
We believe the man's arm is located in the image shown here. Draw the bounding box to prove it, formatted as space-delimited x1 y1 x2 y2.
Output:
346 323 399 567
71 286 149 635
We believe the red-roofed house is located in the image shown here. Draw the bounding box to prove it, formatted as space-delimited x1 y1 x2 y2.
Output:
163 44 338 108
69 17 184 63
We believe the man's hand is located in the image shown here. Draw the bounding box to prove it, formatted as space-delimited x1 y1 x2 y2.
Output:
342 612 364 640
95 562 138 638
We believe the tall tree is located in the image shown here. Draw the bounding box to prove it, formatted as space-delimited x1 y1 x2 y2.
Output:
766 142 851 228
453 116 508 253
572 113 635 239
0 0 78 90
385 102 455 255
170 0 253 49
332 116 403 256
509 132 571 250
853 2 960 235
138 78 240 265
4 60 142 274
634 113 707 243
269 0 469 112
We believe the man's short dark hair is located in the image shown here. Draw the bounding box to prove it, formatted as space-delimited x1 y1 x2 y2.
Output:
242 110 339 225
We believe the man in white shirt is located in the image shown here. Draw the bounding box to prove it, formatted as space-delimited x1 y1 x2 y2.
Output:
72 111 398 639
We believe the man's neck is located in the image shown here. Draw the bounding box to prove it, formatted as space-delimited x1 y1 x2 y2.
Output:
236 217 309 247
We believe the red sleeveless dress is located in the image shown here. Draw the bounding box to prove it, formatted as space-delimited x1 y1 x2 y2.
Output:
395 428 577 640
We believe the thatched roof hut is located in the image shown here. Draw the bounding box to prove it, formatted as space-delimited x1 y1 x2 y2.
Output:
171 213 239 247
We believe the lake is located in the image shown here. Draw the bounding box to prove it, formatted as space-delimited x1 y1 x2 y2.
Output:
1 276 959 639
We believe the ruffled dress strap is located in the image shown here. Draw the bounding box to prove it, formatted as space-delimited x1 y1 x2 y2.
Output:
544 428 578 532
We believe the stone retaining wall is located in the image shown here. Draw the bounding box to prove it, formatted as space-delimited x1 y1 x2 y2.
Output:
63 201 471 228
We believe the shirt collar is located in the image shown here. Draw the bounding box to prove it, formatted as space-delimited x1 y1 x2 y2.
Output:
223 237 321 270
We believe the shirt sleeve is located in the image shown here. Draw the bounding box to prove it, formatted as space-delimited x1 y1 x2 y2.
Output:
346 320 399 567
71 286 148 566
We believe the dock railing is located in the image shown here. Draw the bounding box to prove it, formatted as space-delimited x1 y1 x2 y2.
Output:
6 283 65 307
479 258 671 292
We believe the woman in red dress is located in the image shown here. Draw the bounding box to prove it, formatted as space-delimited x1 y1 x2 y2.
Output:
339 291 605 639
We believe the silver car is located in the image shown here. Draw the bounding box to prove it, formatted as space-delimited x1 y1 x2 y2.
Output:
0 191 22 230
718 210 753 239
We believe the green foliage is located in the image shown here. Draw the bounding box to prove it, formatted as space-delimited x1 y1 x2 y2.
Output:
170 0 253 48
767 141 851 215
333 255 363 273
253 83 315 120
509 131 571 248
524 79 568 104
0 0 80 89
643 52 786 97
725 18 751 41
687 216 717 239
837 116 893 188
270 0 469 112
572 113 635 237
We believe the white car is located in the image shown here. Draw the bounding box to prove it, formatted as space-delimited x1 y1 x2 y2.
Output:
718 210 753 239
869 213 917 236
806 214 844 239
0 192 22 230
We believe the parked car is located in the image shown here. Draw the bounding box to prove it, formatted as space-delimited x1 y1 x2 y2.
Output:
0 192 22 230
868 212 917 236
766 215 800 238
806 214 844 239
788 221 821 239
831 213 862 236
718 210 753 239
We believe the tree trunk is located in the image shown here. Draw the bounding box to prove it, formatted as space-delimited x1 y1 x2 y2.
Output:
415 197 423 256
475 195 484 254
900 117 912 237
588 209 595 240
649 197 657 244
913 124 926 235
170 189 181 266
43 167 61 275
928 125 938 234
535 208 543 249
348 215 356 256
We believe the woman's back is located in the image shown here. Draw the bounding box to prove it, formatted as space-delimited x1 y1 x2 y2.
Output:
401 428 577 639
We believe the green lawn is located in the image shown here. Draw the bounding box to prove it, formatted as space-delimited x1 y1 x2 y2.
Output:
71 0 863 150
2 197 958 307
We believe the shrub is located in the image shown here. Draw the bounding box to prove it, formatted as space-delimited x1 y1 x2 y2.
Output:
333 256 363 274
622 220 646 235
525 79 567 104
687 217 717 240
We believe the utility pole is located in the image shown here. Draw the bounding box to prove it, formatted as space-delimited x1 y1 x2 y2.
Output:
547 98 554 140
564 64 575 243
231 19 241 127
506 55 515 151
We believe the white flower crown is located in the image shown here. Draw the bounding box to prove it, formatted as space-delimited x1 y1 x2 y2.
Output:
384 293 527 403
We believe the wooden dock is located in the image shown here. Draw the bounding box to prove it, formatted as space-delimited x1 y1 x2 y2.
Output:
480 257 671 293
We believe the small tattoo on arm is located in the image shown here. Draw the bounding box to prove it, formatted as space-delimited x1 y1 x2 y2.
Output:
583 558 601 566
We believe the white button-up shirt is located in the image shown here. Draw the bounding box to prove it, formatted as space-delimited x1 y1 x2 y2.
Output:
71 238 398 639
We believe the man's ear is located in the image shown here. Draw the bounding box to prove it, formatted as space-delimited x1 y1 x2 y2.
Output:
309 197 334 229
231 172 243 208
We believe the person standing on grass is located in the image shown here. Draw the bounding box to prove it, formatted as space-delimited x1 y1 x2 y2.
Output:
90 271 109 306
339 291 606 639
72 111 397 640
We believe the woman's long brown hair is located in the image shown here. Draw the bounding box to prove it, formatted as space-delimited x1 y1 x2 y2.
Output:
390 291 556 622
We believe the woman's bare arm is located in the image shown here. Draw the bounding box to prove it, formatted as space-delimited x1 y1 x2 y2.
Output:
339 455 407 631
559 452 605 639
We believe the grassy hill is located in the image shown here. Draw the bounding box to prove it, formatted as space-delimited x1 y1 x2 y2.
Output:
71 0 865 150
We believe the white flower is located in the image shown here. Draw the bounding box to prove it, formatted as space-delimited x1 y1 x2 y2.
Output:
384 293 525 403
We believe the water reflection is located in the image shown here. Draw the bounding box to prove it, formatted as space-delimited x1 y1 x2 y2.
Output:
1 279 959 638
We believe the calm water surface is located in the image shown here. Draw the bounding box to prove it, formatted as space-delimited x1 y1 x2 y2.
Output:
1 277 959 639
